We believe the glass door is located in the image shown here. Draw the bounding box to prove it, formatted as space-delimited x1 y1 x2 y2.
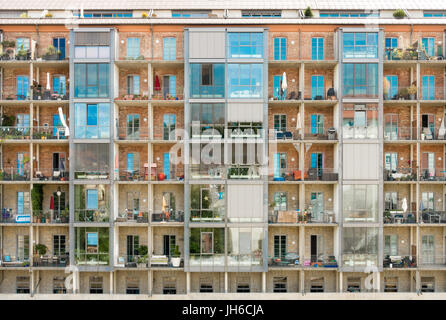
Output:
422 235 434 264
384 114 398 140
421 152 435 179
126 114 140 140
310 192 324 221
163 114 176 140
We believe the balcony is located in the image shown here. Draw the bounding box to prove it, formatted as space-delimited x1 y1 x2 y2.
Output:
0 209 31 223
189 164 226 180
118 255 150 268
384 168 417 181
384 86 417 101
74 209 109 223
152 86 184 101
33 255 69 267
188 254 225 269
419 211 446 224
420 128 446 141
270 167 303 182
32 88 69 101
306 168 338 182
32 210 69 224
150 255 183 268
74 170 109 180
34 168 69 182
384 127 418 141
116 210 149 223
75 252 109 265
150 167 184 182
0 167 30 181
116 169 148 182
227 165 262 180
0 256 30 267
383 255 417 268
0 126 30 140
269 128 301 140
191 123 224 139
268 209 336 224
343 126 378 139
33 126 68 140
190 209 224 223
151 210 184 223
115 127 149 141
227 125 264 139
303 127 337 141
384 47 420 61
268 253 300 268
418 255 446 267
383 211 417 224
419 168 446 181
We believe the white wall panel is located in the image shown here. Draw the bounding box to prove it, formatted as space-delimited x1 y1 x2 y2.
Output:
227 184 263 222
343 143 379 180
189 31 225 59
227 102 263 122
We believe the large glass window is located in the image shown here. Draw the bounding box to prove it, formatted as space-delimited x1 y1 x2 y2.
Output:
343 64 378 98
74 46 110 59
343 32 378 58
228 33 263 59
342 227 378 267
342 104 378 139
74 64 110 98
421 75 435 100
190 184 225 222
228 64 263 98
189 228 225 268
343 184 378 222
273 37 286 60
227 227 264 268
190 64 224 98
74 103 110 139
126 38 140 59
75 227 109 265
163 37 176 60
311 75 325 99
311 37 324 60
73 144 110 178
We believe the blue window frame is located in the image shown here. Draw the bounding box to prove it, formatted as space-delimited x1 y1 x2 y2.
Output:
74 64 110 98
16 75 29 100
53 38 65 59
16 152 26 176
74 103 110 139
53 114 62 137
343 32 378 58
385 75 398 100
385 37 398 50
163 153 170 179
190 64 225 98
311 38 324 60
163 75 176 98
273 75 285 100
310 114 324 134
127 153 134 173
86 190 98 210
16 38 29 51
343 64 378 97
228 64 263 98
311 75 325 100
163 114 176 140
17 192 25 215
273 37 286 60
163 38 176 60
424 12 446 17
52 75 66 95
127 38 140 58
422 75 435 100
422 37 435 57
320 11 379 18
81 11 132 18
171 11 209 18
273 153 286 178
310 153 323 169
127 75 140 95
228 33 263 59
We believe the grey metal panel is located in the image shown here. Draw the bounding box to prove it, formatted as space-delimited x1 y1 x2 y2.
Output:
189 31 225 59
227 102 263 122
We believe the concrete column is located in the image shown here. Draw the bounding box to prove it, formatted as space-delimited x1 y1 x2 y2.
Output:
224 272 228 293
339 272 343 293
148 270 152 295
186 272 190 294
261 272 266 293
110 271 113 294
299 269 304 293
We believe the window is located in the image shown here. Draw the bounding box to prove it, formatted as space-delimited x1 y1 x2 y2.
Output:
53 38 66 59
273 37 286 60
127 192 140 218
163 37 176 60
53 75 66 96
343 227 378 267
241 10 281 18
385 75 398 100
80 11 132 18
16 152 29 177
89 276 103 294
343 33 378 59
17 191 30 215
163 75 177 98
172 11 210 18
126 38 140 58
163 114 176 140
273 75 286 99
422 37 435 57
273 153 287 178
384 192 398 211
73 144 110 176
310 114 324 134
385 37 398 50
273 192 287 211
16 276 30 294
343 64 378 97
74 64 110 98
273 235 287 258
53 235 66 256
421 192 435 211
127 75 140 95
310 277 325 292
126 278 140 294
201 232 214 254
384 277 398 292
127 235 139 262
86 232 99 254
190 64 224 98
384 235 398 256
199 277 213 293
273 277 287 293
343 185 378 222
421 277 435 292
424 11 446 17
311 38 324 60
421 75 435 100
320 11 379 18
347 277 361 292
74 103 110 138
311 75 325 99
126 152 140 174
53 277 66 294
163 235 176 256
384 153 398 172
343 104 378 139
236 277 251 293
163 277 177 294
17 235 29 261
229 33 263 59
86 190 98 210
16 38 30 51
53 190 66 213
74 46 110 59
228 64 263 98
16 75 29 100
273 114 287 131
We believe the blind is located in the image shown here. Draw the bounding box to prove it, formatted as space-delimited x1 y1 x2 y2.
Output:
75 32 110 46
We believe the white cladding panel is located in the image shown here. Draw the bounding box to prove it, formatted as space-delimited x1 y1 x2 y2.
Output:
343 143 379 180
189 31 225 59
227 102 264 122
227 184 263 221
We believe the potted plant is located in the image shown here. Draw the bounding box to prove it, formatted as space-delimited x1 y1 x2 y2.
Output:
16 44 28 60
141 12 149 18
399 87 409 100
137 245 148 268
408 85 417 100
1 40 15 49
45 12 53 18
304 7 313 18
171 245 181 267
393 9 406 19
34 243 47 257
43 45 60 60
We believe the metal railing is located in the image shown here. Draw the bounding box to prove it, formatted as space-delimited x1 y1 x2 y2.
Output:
190 209 224 222
306 168 338 181
74 170 109 180
303 127 337 140
383 86 417 101
384 168 417 181
34 168 69 181
0 167 30 181
420 128 446 140
227 127 264 139
343 126 378 139
33 255 69 267
383 211 417 224
75 252 109 265
268 210 336 224
74 208 109 222
418 255 446 266
187 254 225 269
269 167 303 181
0 126 30 139
116 169 148 181
151 210 184 223
150 167 184 181
419 211 446 224
116 210 149 223
190 124 224 139
0 86 30 100
384 127 418 141
1 209 31 223
227 254 264 267
269 128 301 140
115 127 149 140
33 126 67 140
32 210 69 224
419 168 446 181
189 164 226 180
383 254 416 268
227 165 263 180
152 86 184 100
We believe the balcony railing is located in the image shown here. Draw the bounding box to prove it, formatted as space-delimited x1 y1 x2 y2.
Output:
384 168 417 181
419 168 446 181
383 255 416 268
270 167 303 181
190 209 224 223
33 255 69 267
268 209 336 224
0 257 30 267
384 47 419 61
303 127 337 140
151 210 184 223
0 126 30 139
189 164 226 180
150 167 184 181
150 255 182 268
74 170 109 180
116 169 148 181
227 126 264 139
34 168 69 181
383 211 417 224
0 86 30 101
384 127 418 141
268 253 300 267
419 211 446 224
115 127 149 140
32 90 69 101
33 126 67 140
227 253 264 267
418 255 446 266
383 86 417 101
306 168 338 181
152 86 184 101
188 254 225 269
269 128 301 140
74 208 109 223
343 126 378 139
191 123 224 139
227 165 263 180
75 252 109 265
420 128 446 140
1 209 31 223
117 255 149 268
32 210 69 224
0 167 30 181
116 209 149 223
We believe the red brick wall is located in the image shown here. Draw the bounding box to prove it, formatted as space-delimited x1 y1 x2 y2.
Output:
268 105 300 130
118 68 149 97
118 145 148 173
33 145 69 177
303 67 334 99
420 67 444 100
268 32 300 60
117 106 149 139
304 144 334 170
300 32 335 60
268 67 299 99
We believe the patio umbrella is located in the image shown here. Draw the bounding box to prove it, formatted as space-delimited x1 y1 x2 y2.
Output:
439 117 446 139
58 107 70 137
296 112 301 132
46 72 51 91
50 195 54 210
402 198 408 213
281 72 287 99
162 195 167 212
154 75 161 92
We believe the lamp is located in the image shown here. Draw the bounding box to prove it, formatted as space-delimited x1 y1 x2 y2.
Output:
56 187 62 221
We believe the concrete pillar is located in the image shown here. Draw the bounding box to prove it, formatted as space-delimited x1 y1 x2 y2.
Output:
224 272 228 293
339 272 343 292
261 272 266 293
110 271 113 294
186 272 190 294
299 269 304 293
